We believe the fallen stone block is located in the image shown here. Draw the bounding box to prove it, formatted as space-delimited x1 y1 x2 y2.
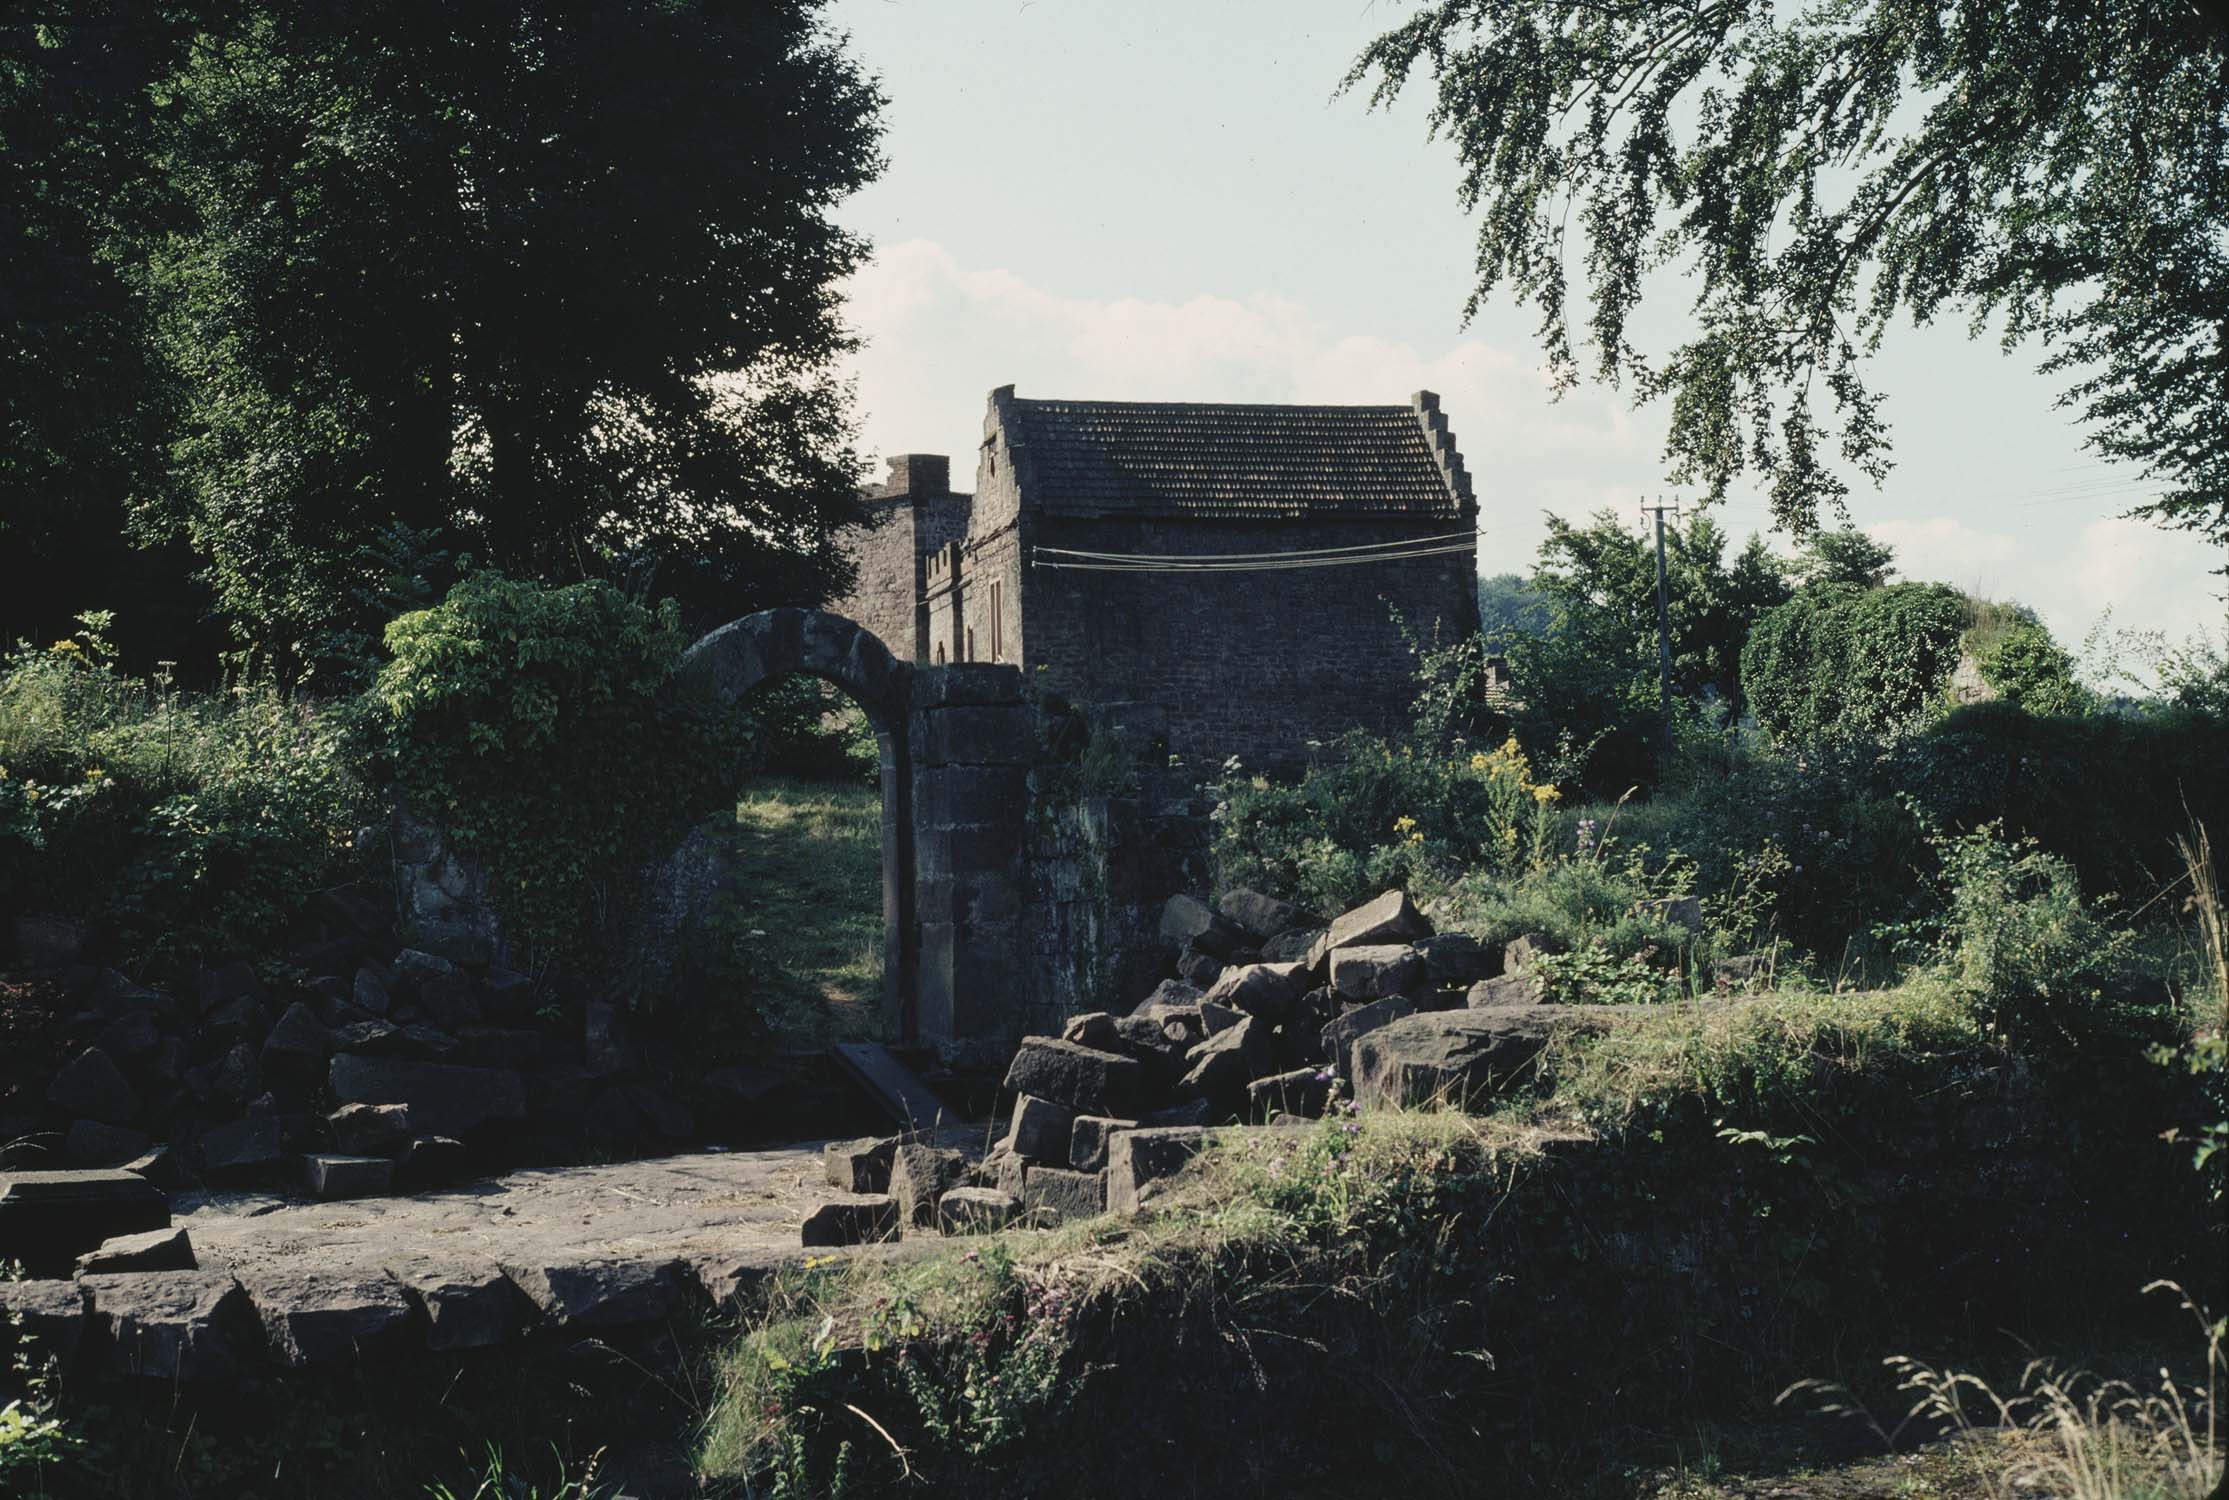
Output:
0 1168 170 1278
1107 1127 1209 1215
1175 948 1223 988
1465 971 1545 1008
937 1186 1021 1235
1021 1165 1104 1224
1002 1038 1141 1115
302 1153 394 1200
1501 934 1554 973
823 1135 898 1194
327 1102 413 1155
1217 889 1318 943
1321 993 1420 1080
1059 1012 1120 1050
1069 1115 1136 1173
64 1119 152 1169
1128 979 1202 1015
1202 962 1306 1022
387 1259 525 1351
1310 889 1431 970
1247 1068 1333 1121
1177 1014 1271 1113
1351 1006 1612 1111
890 1143 968 1227
1416 932 1497 986
121 1146 193 1192
75 1226 195 1276
396 1135 469 1188
1261 926 1324 964
46 1046 138 1126
1160 894 1247 958
1329 944 1424 1001
0 1279 85 1364
501 1257 688 1330
327 1055 526 1137
196 1115 282 1177
1139 1098 1213 1129
261 1000 330 1070
1008 1095 1076 1164
801 1195 900 1247
240 1268 416 1365
81 1271 255 1381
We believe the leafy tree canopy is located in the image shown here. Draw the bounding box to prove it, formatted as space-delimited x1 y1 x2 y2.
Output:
6 0 885 678
1530 508 1791 713
1792 526 1897 591
1476 572 1551 637
1347 2 2229 544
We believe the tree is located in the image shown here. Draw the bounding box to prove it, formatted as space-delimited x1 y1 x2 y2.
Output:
1530 509 1791 715
1347 2 2229 544
1793 527 1897 591
120 1 884 674
0 3 224 664
1476 572 1550 637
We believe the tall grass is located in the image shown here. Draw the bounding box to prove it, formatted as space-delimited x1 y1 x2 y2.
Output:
1786 1281 2222 1500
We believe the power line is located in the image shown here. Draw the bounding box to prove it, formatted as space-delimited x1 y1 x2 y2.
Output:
1033 528 1480 564
1031 540 1480 573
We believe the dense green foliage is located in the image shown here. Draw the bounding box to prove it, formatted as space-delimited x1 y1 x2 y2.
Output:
0 617 374 973
1212 732 1569 916
1474 572 1549 637
2 1 884 676
1347 1 2229 541
1741 582 1968 742
1977 616 2093 716
375 574 749 970
1530 510 1792 717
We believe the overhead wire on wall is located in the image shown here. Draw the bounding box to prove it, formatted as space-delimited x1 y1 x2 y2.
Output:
1030 528 1483 573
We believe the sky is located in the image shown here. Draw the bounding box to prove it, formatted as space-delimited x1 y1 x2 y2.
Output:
823 0 2225 657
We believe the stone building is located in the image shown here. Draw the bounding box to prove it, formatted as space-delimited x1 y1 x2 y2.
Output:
836 385 1481 770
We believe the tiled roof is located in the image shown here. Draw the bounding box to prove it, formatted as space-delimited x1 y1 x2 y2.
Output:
1001 396 1470 518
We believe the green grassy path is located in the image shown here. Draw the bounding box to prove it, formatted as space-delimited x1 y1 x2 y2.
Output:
724 777 887 1045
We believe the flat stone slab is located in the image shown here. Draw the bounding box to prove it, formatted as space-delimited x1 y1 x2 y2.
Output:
385 1258 526 1352
81 1270 255 1381
238 1267 416 1365
172 1130 980 1293
500 1256 690 1330
0 1169 171 1278
0 1279 86 1363
75 1226 195 1276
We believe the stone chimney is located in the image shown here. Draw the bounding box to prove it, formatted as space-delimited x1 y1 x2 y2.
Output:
882 454 950 501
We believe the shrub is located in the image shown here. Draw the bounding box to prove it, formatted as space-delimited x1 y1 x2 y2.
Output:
1209 732 1563 916
1978 616 2093 716
375 573 749 971
1741 581 1967 742
0 616 375 972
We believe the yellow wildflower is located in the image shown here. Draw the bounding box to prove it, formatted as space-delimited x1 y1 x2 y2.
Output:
85 767 105 782
1392 815 1417 835
1532 784 1560 804
1469 752 1489 772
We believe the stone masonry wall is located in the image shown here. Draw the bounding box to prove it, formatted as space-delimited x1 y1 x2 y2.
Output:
1019 514 1479 773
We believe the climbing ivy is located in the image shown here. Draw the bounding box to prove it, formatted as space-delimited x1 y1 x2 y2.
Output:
1741 583 1967 743
375 573 749 971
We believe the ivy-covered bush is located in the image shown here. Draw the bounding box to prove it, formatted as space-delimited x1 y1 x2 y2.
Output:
376 573 750 969
1977 617 2093 716
1741 582 1967 742
0 615 376 972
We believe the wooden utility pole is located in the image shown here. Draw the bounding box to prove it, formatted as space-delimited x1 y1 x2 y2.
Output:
1641 495 1680 753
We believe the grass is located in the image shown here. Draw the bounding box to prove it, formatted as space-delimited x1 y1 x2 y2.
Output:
722 777 887 1046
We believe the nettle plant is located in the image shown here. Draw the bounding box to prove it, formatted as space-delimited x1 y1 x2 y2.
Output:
376 572 749 973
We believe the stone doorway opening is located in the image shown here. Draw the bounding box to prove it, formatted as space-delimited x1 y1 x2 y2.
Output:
720 676 895 1044
677 609 918 1045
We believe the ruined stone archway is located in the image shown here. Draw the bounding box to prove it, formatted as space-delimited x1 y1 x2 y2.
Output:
680 608 921 1040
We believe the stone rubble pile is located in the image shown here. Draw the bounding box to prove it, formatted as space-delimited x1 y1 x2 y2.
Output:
800 885 1594 1245
5 909 791 1202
